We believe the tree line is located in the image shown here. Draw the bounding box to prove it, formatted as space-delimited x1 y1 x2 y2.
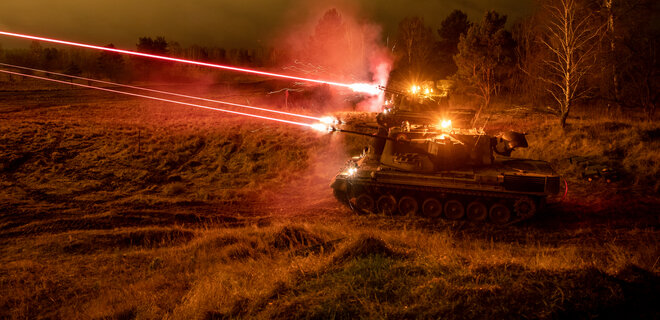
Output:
390 0 657 125
0 36 275 83
0 0 657 126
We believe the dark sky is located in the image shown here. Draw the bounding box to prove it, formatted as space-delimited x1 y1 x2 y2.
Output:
0 0 533 49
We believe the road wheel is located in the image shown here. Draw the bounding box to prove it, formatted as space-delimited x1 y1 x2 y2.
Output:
514 197 536 219
466 201 488 221
377 195 397 215
421 198 442 218
398 196 418 216
355 194 375 213
444 200 465 220
489 203 511 224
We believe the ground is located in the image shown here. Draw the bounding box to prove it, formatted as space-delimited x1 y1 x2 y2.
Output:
0 77 658 319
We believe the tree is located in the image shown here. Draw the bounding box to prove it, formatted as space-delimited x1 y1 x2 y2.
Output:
27 40 43 68
393 16 435 82
436 10 472 77
512 15 547 102
43 48 60 69
454 11 515 118
97 44 124 81
65 62 82 76
313 8 345 46
539 0 601 128
593 0 659 117
618 14 659 117
136 36 169 55
307 8 351 74
133 36 170 80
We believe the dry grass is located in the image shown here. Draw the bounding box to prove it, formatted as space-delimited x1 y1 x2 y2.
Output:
2 220 658 319
0 82 658 319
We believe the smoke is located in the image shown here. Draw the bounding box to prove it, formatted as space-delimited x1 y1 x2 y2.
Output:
358 45 391 112
271 4 392 112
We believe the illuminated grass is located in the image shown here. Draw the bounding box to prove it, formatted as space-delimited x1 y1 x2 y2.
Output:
0 84 658 318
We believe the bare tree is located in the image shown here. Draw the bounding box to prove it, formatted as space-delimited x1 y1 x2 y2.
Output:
539 0 602 128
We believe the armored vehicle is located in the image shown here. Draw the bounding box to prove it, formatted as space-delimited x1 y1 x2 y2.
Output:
330 88 561 224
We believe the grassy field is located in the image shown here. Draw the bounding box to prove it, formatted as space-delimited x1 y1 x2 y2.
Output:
0 78 658 319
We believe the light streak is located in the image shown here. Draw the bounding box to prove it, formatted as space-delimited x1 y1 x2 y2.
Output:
0 31 381 94
0 68 318 128
348 83 381 95
0 62 321 121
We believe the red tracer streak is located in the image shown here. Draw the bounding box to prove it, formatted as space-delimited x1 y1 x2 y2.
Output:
0 62 321 121
0 68 317 128
0 31 379 94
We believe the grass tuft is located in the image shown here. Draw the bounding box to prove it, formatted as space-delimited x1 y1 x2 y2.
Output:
332 235 405 265
270 225 324 250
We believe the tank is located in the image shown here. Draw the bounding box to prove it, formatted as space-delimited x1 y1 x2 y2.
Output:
330 90 561 224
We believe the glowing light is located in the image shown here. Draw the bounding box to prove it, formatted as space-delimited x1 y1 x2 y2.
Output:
424 88 430 95
311 123 333 132
410 85 420 94
440 119 452 129
0 30 382 95
0 68 318 129
319 116 339 125
346 167 358 176
348 83 381 95
0 62 321 121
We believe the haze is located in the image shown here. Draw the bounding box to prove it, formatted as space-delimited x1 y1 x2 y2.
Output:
0 0 532 48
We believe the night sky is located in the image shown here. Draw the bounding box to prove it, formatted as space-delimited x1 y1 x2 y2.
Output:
0 0 532 48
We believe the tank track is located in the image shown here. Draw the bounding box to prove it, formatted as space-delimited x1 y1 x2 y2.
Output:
335 179 543 225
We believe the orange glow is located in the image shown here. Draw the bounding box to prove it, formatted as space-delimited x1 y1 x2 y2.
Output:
440 119 452 129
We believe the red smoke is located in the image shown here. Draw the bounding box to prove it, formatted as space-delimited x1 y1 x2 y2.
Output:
272 6 392 112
